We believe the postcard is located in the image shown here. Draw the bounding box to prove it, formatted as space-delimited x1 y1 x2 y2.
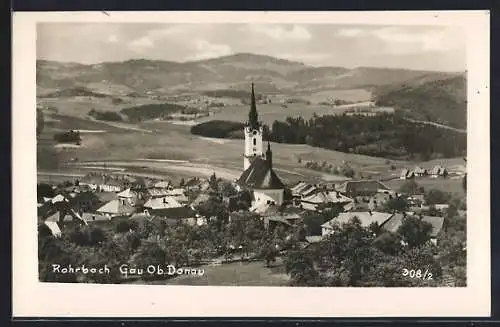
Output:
12 10 490 317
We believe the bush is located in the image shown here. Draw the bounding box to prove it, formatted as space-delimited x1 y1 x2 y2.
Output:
89 110 123 121
53 130 81 144
121 103 188 122
190 120 245 139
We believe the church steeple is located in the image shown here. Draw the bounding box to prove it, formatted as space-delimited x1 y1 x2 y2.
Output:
248 82 259 129
266 141 273 168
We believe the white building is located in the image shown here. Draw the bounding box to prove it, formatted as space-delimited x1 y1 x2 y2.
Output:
237 83 285 206
243 83 265 171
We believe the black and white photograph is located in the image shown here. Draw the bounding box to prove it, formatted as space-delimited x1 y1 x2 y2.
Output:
13 11 490 317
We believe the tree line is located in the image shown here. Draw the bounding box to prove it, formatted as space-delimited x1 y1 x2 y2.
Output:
190 113 466 160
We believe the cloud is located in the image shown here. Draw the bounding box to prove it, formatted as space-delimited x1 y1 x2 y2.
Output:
371 26 464 54
185 40 232 61
337 28 366 38
129 36 154 49
249 25 311 41
36 23 466 71
107 34 118 43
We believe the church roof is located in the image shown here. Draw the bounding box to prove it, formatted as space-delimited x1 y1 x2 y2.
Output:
237 157 284 190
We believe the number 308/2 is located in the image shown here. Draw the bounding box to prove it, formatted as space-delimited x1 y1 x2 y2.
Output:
402 268 433 280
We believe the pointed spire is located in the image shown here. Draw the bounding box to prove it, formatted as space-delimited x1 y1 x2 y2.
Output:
248 82 259 129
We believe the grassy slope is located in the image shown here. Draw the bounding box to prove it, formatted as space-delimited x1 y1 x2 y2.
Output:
374 75 467 129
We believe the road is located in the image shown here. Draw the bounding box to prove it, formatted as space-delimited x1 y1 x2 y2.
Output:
403 118 466 134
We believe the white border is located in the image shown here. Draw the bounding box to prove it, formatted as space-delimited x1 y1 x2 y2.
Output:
12 11 490 317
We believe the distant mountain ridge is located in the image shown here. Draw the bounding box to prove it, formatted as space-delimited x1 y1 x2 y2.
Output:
37 53 464 95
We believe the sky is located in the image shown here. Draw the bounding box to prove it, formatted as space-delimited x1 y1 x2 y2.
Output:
37 23 466 72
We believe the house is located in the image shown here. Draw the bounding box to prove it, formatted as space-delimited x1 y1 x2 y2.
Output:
145 206 202 226
117 188 140 207
80 174 126 192
147 188 169 198
405 194 426 209
70 191 102 212
143 196 182 211
163 188 189 204
142 196 201 225
261 206 303 229
249 193 277 214
184 177 209 192
96 198 135 218
43 221 62 238
400 169 415 180
153 180 173 190
321 211 394 237
413 166 428 177
81 212 112 223
380 214 445 245
335 180 392 197
237 142 285 206
367 192 395 211
430 165 448 178
299 190 353 212
237 83 286 206
291 182 320 198
38 194 88 226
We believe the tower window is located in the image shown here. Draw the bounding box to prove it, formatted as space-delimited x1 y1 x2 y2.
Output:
253 138 256 146
253 131 257 135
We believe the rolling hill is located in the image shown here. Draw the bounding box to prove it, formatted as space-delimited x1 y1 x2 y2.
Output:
374 75 467 129
37 53 467 127
37 53 462 95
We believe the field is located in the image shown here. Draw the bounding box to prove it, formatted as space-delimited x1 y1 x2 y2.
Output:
39 107 466 188
130 259 290 286
385 177 465 199
300 88 372 104
194 102 381 126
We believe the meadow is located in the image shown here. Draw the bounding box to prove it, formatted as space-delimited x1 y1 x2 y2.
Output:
194 103 373 126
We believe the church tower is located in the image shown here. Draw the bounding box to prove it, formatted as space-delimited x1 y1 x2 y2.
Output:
243 83 264 170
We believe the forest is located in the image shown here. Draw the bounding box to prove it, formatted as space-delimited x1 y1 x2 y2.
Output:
190 113 466 160
120 103 190 122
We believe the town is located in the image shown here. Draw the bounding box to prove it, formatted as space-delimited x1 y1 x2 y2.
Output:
37 84 467 287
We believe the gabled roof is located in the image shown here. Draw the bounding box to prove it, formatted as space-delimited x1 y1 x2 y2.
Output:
380 214 444 237
117 188 137 198
336 180 391 194
144 196 182 210
148 206 197 219
291 182 310 195
237 158 284 190
97 199 135 215
322 211 393 229
81 212 111 222
301 191 352 204
249 193 276 214
413 166 427 174
51 194 70 204
153 180 172 189
430 165 447 175
44 221 62 238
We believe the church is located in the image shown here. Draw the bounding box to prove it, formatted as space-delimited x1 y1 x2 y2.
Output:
236 83 285 206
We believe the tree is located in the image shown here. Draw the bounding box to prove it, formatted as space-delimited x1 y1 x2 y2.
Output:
373 232 402 256
384 197 409 213
285 249 322 286
397 216 433 248
259 243 279 267
399 180 420 194
425 189 450 205
209 172 219 190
